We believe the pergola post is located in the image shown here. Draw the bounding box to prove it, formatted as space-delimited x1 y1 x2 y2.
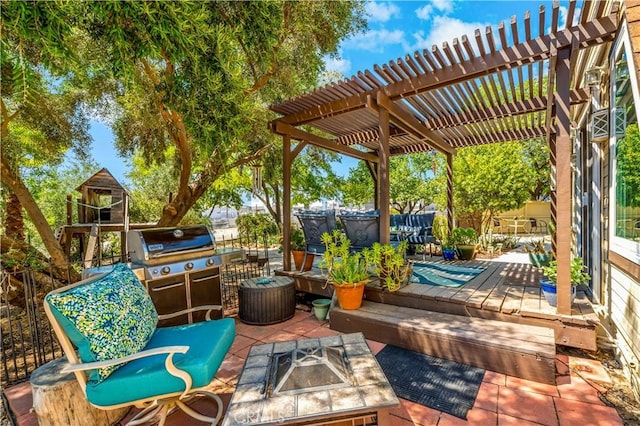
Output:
282 134 292 271
554 44 573 315
446 152 454 234
378 108 391 244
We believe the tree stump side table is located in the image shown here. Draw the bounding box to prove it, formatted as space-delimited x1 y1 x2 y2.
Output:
238 276 295 325
30 357 128 426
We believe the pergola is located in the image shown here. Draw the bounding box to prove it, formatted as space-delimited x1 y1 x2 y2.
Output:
269 0 619 315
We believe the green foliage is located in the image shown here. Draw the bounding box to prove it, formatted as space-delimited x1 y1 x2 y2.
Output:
342 153 439 212
431 214 449 243
284 227 306 252
433 142 545 232
450 227 478 246
542 258 591 286
320 230 372 285
75 1 366 223
236 213 278 242
368 241 410 292
616 124 640 207
525 238 549 254
126 148 205 224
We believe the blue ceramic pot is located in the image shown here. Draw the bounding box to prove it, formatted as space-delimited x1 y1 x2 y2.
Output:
540 279 576 307
442 247 456 261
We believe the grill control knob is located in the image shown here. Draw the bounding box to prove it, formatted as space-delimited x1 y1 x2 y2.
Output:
184 262 194 271
206 258 215 266
152 269 159 276
161 266 171 275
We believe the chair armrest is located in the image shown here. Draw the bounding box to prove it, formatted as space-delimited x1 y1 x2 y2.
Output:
157 305 223 321
62 345 189 373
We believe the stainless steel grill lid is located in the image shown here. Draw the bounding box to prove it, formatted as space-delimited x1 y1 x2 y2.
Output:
127 225 216 262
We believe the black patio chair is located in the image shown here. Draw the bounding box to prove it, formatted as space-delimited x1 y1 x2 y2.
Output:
405 212 437 259
339 213 380 252
294 210 337 270
492 217 503 234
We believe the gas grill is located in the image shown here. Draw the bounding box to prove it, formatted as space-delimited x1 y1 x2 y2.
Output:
126 225 245 326
127 225 242 279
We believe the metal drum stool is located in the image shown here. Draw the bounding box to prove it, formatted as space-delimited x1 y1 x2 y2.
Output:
238 276 295 325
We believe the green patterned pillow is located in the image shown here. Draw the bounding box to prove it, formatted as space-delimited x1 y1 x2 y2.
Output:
46 263 158 383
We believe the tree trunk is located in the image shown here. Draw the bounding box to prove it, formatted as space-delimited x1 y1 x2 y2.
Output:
4 192 25 240
31 357 128 426
157 184 206 226
0 157 74 277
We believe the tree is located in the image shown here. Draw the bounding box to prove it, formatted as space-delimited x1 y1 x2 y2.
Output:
342 153 440 213
441 142 537 232
616 123 640 207
1 1 90 271
78 1 366 226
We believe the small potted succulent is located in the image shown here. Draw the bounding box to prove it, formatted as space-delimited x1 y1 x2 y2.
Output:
540 257 590 306
319 231 373 310
526 238 552 268
369 240 412 292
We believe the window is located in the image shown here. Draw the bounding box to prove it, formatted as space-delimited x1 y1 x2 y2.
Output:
611 46 640 261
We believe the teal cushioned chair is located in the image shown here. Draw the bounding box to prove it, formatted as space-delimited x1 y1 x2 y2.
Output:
44 265 235 425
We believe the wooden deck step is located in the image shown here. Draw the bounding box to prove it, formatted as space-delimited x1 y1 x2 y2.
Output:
330 300 557 384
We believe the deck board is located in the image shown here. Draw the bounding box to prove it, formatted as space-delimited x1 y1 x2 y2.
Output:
276 258 599 350
331 301 557 384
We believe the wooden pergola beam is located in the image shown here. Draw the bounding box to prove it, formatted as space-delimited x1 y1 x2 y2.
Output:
276 14 617 126
375 92 456 155
271 121 379 163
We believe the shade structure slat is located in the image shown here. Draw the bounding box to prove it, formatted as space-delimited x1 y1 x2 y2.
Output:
452 38 467 63
405 54 424 76
414 51 432 74
422 49 440 71
539 5 546 37
396 58 417 79
566 0 577 29
511 16 520 45
432 45 450 68
551 2 560 33
499 21 509 50
474 29 486 57
486 26 497 53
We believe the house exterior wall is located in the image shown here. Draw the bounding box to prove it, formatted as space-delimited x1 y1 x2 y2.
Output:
598 7 640 398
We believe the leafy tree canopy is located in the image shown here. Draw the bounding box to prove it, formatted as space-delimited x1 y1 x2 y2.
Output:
342 153 439 213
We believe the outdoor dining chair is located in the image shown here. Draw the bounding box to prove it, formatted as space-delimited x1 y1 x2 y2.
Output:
43 263 235 425
339 212 380 252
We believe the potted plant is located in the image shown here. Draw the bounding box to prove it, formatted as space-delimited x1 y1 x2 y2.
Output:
319 230 373 310
526 238 552 267
540 257 591 306
450 227 478 260
369 240 412 292
441 239 456 261
288 227 314 271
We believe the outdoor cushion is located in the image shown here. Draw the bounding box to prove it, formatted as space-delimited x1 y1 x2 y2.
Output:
85 318 236 407
45 263 158 383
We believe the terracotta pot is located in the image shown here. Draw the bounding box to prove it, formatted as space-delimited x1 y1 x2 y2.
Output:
292 250 314 271
332 281 366 310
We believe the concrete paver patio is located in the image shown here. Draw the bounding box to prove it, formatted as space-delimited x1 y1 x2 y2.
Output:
5 310 623 425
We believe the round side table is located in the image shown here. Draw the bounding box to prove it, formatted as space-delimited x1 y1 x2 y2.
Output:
238 276 296 325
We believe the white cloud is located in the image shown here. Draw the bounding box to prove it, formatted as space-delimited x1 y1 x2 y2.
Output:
366 2 401 23
432 0 454 13
416 0 454 21
411 16 489 57
558 6 581 29
416 5 433 20
324 56 352 76
345 29 406 53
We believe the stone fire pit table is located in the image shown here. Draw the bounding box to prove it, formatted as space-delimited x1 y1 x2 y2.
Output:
222 333 399 426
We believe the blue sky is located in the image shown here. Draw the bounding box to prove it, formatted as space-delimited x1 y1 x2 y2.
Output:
89 0 572 185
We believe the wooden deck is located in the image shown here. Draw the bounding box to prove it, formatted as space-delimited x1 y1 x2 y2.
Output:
276 259 599 350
